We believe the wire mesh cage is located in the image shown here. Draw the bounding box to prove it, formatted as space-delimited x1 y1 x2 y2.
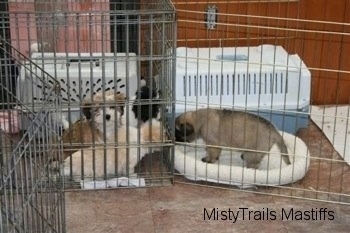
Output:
4 0 350 228
172 1 350 205
0 38 65 232
4 0 176 190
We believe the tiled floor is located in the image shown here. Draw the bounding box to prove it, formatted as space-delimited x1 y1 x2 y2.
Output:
65 121 350 233
65 184 350 233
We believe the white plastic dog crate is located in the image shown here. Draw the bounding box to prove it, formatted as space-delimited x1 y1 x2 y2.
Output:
16 52 138 129
175 44 311 134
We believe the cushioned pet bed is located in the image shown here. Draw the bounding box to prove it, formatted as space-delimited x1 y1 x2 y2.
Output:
174 132 310 188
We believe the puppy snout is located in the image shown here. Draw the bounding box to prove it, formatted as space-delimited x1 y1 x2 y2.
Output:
175 122 195 142
105 114 111 121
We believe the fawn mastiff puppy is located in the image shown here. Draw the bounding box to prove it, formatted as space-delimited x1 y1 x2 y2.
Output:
175 108 291 169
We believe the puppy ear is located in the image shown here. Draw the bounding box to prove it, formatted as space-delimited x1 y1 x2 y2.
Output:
183 123 194 135
91 92 103 103
115 92 126 116
82 102 93 120
115 92 126 105
175 122 195 142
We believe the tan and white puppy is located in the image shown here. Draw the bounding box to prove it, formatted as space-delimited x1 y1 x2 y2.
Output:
61 90 126 160
64 119 166 180
82 90 126 130
175 108 290 169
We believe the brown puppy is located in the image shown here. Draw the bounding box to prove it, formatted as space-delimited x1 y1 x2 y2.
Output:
62 90 126 160
175 108 291 169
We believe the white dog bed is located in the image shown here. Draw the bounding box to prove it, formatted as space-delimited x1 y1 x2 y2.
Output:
174 132 310 188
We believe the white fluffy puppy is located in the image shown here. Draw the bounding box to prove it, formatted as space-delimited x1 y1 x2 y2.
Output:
61 90 126 160
64 119 165 180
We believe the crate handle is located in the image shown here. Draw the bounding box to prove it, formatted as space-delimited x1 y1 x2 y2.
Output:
66 58 100 67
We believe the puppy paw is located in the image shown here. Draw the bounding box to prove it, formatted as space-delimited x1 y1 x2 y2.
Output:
201 157 215 163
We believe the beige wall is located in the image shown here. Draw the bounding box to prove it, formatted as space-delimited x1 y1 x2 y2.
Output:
8 0 110 56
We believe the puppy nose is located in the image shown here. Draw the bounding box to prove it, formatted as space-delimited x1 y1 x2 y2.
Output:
105 114 111 121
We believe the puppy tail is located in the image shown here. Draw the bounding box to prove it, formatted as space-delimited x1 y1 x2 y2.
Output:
277 140 291 165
